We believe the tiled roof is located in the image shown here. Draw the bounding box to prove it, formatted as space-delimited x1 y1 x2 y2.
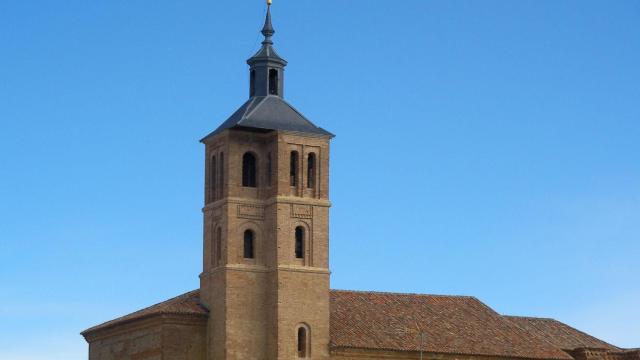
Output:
83 289 619 360
200 95 334 141
81 290 207 335
505 316 620 352
330 290 572 360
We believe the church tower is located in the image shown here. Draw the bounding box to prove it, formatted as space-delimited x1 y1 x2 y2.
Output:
199 4 334 359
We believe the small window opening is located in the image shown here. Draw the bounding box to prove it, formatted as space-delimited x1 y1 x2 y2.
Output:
269 69 279 95
209 155 217 203
267 152 272 187
250 70 256 97
307 153 316 189
290 151 299 187
219 153 224 198
243 230 255 259
295 227 304 259
216 227 222 264
297 327 308 358
242 152 257 187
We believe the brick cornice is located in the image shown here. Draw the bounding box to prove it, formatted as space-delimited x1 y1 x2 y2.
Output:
200 264 329 277
202 196 331 213
81 313 206 343
331 347 571 360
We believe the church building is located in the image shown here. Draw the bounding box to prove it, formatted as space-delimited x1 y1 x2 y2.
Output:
82 4 638 360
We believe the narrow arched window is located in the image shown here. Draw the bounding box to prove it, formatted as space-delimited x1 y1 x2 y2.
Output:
290 151 299 187
216 227 222 264
267 152 272 187
269 69 278 95
243 230 254 259
250 70 256 97
295 227 304 259
307 153 316 189
209 155 217 203
297 327 308 358
242 152 257 187
219 152 224 198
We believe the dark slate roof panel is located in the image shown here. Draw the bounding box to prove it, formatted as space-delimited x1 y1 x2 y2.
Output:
249 45 286 64
201 96 333 141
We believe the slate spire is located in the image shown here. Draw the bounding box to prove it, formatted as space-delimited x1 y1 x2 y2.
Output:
247 3 287 98
261 4 275 44
200 2 334 141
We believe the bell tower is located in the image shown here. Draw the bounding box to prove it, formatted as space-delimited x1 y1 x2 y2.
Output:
199 3 334 359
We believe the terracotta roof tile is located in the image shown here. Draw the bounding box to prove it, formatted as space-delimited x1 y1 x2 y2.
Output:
330 290 572 360
505 316 620 352
81 290 207 335
83 289 620 360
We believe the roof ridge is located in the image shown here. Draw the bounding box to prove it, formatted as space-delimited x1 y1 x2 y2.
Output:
243 96 268 119
330 288 477 299
504 315 558 321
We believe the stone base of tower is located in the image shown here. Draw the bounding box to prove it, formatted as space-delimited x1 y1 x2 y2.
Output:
199 266 330 360
211 268 271 360
275 268 331 360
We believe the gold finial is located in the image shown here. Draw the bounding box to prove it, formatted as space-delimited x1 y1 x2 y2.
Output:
267 0 272 5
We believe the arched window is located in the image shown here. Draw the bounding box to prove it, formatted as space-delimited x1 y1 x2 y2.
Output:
216 227 222 264
242 152 257 187
250 70 256 97
290 151 299 187
269 69 278 96
297 326 309 358
243 230 254 259
295 226 304 259
219 152 224 198
209 155 217 202
267 152 272 187
307 153 316 189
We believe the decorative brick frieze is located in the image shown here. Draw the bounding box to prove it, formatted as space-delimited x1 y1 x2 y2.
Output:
237 204 264 220
291 204 313 219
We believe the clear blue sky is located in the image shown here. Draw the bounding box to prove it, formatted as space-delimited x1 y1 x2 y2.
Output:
1 1 638 358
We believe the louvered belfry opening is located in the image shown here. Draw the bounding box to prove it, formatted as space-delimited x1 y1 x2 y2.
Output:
242 152 257 187
269 69 279 95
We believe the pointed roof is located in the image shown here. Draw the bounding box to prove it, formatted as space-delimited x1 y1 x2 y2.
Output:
262 4 274 37
247 5 286 66
201 96 334 141
201 3 332 140
249 42 286 64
